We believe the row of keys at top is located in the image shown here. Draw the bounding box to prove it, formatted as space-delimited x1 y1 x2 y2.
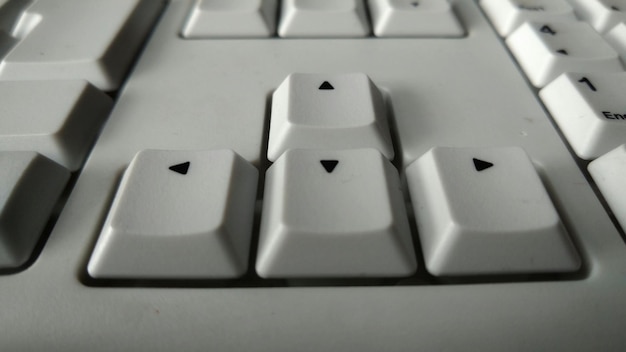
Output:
481 0 626 36
182 0 464 38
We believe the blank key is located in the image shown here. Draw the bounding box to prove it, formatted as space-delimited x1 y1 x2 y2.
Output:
181 0 277 38
406 147 580 276
369 0 464 37
568 0 626 34
0 0 163 91
0 151 69 269
278 0 370 37
0 80 112 171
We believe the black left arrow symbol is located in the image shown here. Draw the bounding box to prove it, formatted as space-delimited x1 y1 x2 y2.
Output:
169 161 190 175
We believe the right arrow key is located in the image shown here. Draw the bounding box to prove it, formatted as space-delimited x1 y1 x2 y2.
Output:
406 147 581 277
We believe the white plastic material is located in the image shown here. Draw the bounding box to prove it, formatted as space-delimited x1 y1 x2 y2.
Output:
605 22 626 66
181 0 277 38
369 0 464 37
506 21 622 87
278 0 369 37
405 147 581 276
6 1 626 351
87 149 258 279
256 149 416 278
568 0 626 34
589 144 626 230
0 80 112 171
0 151 69 268
540 72 626 159
480 0 576 37
268 73 394 161
0 0 163 91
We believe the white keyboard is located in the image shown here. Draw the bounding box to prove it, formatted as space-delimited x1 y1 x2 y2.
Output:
2 0 626 350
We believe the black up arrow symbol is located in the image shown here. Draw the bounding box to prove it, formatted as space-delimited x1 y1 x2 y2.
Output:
473 158 493 172
169 161 190 175
319 81 334 90
320 160 339 173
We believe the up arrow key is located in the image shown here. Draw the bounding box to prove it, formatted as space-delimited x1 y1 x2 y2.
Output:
473 158 493 172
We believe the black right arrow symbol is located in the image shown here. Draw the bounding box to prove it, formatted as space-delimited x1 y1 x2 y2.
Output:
473 158 494 172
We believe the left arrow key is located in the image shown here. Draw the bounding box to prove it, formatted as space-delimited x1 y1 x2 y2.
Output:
88 149 258 280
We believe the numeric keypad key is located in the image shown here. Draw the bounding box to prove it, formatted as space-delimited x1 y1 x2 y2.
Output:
480 0 576 37
540 72 626 159
506 21 622 87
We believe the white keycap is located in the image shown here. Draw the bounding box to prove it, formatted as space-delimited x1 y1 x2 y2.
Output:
0 80 112 171
268 73 394 161
480 0 576 37
588 144 626 230
181 0 277 38
256 149 416 278
0 0 163 91
0 151 69 269
0 0 31 34
368 0 464 37
605 22 626 67
540 72 626 159
405 147 580 276
87 149 258 279
506 21 623 87
568 0 626 33
278 0 369 37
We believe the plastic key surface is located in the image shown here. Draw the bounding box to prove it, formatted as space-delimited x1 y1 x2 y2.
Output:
256 149 416 278
588 144 626 231
0 0 164 91
181 0 277 38
506 21 622 87
405 147 581 276
540 72 626 159
278 0 370 37
0 80 112 171
568 0 626 34
87 149 258 279
480 0 576 37
267 73 394 161
369 0 464 37
0 151 69 269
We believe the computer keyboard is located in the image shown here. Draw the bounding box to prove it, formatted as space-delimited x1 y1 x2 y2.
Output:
2 0 626 350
